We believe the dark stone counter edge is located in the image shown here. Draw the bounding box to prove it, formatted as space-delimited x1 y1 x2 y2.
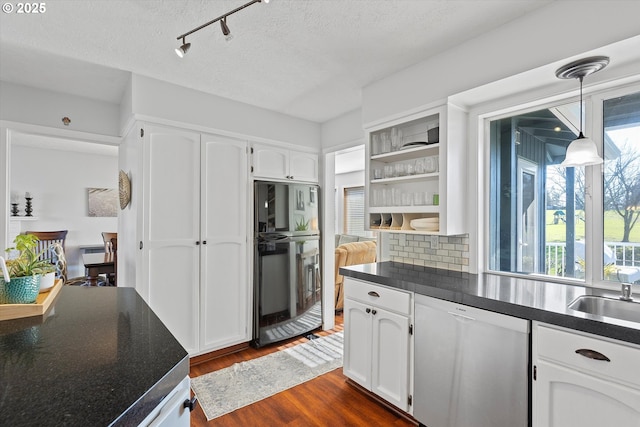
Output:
340 264 640 346
112 355 190 426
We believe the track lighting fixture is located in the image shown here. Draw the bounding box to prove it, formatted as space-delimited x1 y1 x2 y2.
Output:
220 17 233 41
555 55 610 167
175 0 268 56
175 37 191 58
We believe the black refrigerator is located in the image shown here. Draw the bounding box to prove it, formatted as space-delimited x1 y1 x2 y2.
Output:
252 181 321 347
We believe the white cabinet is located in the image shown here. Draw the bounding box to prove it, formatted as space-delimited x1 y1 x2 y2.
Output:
532 322 640 427
343 277 413 412
251 143 318 183
131 123 250 355
365 103 466 235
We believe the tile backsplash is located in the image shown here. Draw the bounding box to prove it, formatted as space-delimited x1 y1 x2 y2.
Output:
387 233 470 272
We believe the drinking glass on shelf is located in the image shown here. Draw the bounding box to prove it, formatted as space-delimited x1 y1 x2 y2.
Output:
425 156 436 173
373 168 383 179
406 161 415 175
371 134 380 155
372 189 382 206
384 165 394 178
392 188 402 206
401 192 412 206
383 188 392 206
424 192 433 205
415 158 426 174
413 192 424 206
395 163 405 177
381 133 391 153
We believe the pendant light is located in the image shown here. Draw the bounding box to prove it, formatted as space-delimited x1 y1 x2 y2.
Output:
555 56 610 167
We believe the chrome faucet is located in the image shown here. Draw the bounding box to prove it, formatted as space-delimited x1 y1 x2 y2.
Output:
620 283 633 301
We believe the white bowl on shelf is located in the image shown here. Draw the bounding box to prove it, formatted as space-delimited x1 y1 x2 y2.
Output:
410 218 439 231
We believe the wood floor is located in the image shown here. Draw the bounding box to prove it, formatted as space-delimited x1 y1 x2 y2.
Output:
189 313 415 427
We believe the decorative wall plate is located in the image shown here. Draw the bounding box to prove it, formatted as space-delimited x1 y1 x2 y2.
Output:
118 170 131 210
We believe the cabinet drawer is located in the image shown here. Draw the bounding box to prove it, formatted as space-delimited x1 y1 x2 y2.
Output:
344 278 411 315
535 323 640 388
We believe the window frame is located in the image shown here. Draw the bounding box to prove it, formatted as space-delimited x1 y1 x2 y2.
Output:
481 81 640 291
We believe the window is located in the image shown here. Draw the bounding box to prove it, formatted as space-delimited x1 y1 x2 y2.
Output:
488 87 640 286
344 186 366 236
602 91 640 283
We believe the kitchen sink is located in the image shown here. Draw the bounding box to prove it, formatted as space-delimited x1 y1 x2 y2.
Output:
568 295 640 324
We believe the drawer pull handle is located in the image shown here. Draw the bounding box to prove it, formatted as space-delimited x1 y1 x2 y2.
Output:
575 348 611 362
368 291 380 297
366 308 371 314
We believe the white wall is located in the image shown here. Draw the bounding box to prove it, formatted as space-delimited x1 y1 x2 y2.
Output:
321 108 364 151
0 81 121 136
10 143 118 278
362 1 640 125
130 75 322 149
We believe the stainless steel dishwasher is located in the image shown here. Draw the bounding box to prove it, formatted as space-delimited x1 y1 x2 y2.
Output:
414 294 529 427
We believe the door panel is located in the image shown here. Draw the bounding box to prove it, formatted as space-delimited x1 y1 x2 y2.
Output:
343 298 372 389
143 125 201 354
200 135 249 352
372 309 409 411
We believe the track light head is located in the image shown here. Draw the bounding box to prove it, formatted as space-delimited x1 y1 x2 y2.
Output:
175 37 191 58
220 17 233 41
175 0 267 51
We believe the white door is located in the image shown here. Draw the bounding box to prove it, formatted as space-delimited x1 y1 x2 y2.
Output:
371 307 410 411
142 124 201 354
199 134 250 352
343 298 373 389
534 360 640 427
289 151 319 183
252 144 289 180
517 158 539 273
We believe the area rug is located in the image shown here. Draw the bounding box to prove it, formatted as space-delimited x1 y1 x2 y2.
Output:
191 331 343 421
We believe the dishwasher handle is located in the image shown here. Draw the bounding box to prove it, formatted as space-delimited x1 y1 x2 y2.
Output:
447 311 475 322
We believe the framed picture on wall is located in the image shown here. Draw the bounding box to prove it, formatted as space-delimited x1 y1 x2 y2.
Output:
88 188 118 217
296 189 305 211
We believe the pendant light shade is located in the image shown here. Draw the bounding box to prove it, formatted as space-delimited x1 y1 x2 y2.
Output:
555 56 609 167
561 132 603 167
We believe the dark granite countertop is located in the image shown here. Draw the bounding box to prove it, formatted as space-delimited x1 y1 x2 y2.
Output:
0 286 189 427
341 261 640 346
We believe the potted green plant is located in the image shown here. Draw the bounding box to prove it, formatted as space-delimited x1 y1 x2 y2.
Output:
0 234 53 304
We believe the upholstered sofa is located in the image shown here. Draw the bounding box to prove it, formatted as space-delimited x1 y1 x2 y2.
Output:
334 240 377 311
335 234 377 248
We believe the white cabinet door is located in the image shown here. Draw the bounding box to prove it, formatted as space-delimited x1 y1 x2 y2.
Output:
200 134 250 352
252 144 289 180
289 151 318 183
372 307 410 411
252 143 319 183
343 298 373 390
142 124 201 354
534 360 640 427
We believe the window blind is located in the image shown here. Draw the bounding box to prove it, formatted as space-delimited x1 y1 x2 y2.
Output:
344 186 365 236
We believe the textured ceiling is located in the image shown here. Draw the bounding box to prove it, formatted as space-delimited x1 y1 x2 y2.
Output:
0 0 552 123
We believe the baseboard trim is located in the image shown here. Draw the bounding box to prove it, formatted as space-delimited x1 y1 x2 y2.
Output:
189 342 251 367
345 378 419 426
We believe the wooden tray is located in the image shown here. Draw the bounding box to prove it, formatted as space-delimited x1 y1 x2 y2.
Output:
0 279 63 321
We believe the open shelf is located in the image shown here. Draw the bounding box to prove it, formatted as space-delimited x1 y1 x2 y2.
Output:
371 143 440 163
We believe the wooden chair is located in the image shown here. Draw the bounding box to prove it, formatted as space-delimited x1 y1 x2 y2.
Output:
109 236 118 286
101 232 117 284
102 232 117 253
50 242 93 286
24 230 68 264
